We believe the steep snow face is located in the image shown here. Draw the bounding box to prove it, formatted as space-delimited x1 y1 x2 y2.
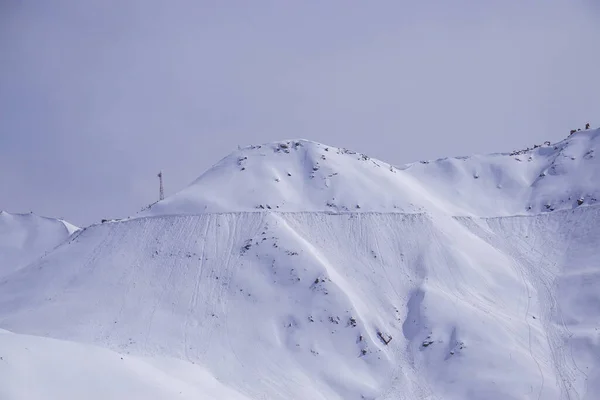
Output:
0 211 78 278
141 129 599 218
0 329 251 400
1 209 599 399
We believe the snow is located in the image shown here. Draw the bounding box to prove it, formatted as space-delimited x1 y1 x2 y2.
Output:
0 211 78 278
403 129 600 216
140 139 430 216
0 329 250 400
1 128 599 399
140 129 599 218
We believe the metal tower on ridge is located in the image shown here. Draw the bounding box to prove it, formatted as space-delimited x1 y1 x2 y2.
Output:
158 171 164 201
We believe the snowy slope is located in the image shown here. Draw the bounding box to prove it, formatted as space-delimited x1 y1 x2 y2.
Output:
456 206 600 400
0 329 250 400
141 139 430 216
141 129 599 218
0 211 78 278
2 208 599 399
404 128 600 216
1 129 599 399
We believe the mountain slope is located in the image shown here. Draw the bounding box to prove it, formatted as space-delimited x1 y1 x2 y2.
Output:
141 129 599 218
404 128 600 216
0 329 250 400
141 140 429 216
0 211 78 278
1 208 599 399
1 129 599 399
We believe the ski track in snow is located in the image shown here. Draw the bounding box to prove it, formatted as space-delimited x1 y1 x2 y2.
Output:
3 210 599 399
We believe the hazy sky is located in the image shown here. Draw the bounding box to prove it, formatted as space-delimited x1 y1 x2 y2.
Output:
1 1 599 226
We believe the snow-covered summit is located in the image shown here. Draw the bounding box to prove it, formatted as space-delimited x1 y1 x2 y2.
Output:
0 211 78 278
142 139 430 216
143 129 600 218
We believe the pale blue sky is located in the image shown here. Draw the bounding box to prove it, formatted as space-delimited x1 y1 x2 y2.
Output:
1 0 599 226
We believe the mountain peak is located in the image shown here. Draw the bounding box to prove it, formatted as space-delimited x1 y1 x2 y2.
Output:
142 138 428 216
140 129 600 218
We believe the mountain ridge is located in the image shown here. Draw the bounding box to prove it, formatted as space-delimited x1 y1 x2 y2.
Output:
139 129 599 219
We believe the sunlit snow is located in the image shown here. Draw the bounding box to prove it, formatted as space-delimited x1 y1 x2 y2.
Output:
0 129 599 399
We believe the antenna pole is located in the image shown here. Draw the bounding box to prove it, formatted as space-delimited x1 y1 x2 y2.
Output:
158 171 164 201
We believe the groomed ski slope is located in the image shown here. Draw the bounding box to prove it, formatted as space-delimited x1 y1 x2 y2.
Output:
2 207 599 399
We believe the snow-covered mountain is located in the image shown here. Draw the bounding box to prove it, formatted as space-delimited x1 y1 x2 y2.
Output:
142 129 599 217
0 211 78 278
1 128 599 400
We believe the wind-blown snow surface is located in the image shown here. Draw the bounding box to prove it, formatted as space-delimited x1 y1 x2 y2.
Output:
1 129 599 399
0 211 78 278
